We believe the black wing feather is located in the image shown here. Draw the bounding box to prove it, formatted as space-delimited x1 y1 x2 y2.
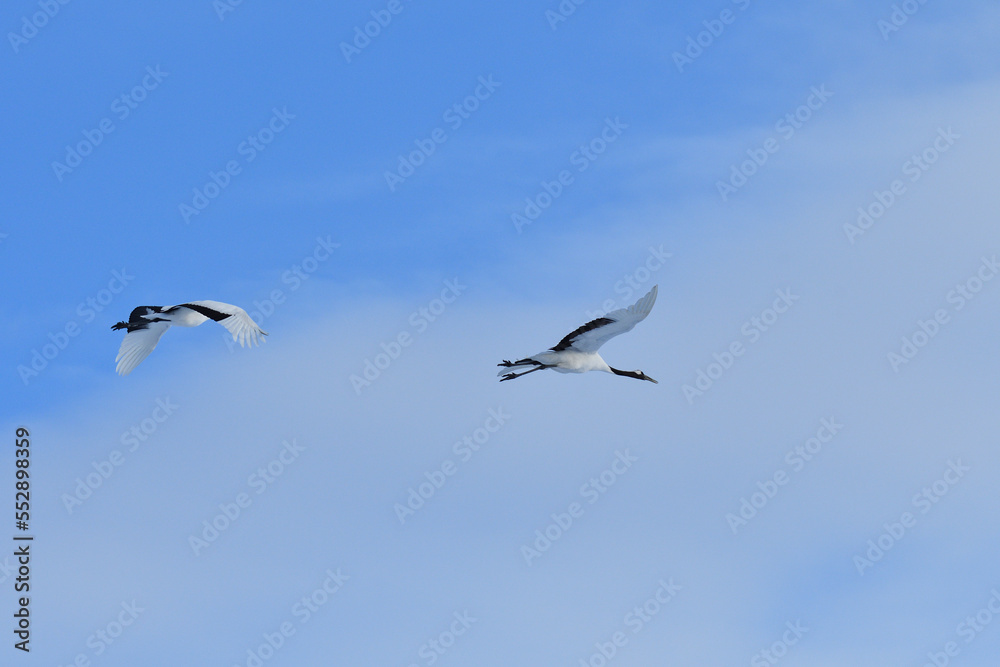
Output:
550 317 613 352
169 303 231 322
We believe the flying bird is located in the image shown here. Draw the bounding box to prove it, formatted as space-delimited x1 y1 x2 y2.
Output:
498 285 658 383
111 301 266 375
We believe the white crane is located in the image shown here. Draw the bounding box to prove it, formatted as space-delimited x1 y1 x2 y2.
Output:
498 285 658 383
111 300 266 375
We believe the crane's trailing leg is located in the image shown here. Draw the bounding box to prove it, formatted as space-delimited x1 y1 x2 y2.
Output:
498 358 553 381
498 358 535 368
499 364 551 381
498 357 540 369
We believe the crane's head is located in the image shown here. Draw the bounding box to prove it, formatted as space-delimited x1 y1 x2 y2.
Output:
633 370 658 384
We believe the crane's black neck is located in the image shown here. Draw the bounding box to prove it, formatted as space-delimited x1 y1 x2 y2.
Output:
610 367 657 383
610 367 643 380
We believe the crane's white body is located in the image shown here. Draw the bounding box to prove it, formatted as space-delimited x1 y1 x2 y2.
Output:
521 350 612 374
498 285 658 382
112 300 266 375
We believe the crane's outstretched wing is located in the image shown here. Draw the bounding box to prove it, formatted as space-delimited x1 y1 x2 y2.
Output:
550 285 657 354
176 301 267 347
115 321 171 375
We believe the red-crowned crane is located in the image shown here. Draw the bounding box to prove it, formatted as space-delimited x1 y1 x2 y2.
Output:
498 285 658 383
111 301 266 375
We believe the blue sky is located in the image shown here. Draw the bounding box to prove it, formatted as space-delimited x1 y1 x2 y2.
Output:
3 1 1000 665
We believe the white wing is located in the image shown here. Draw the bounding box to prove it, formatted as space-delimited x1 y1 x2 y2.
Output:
181 300 267 347
552 285 658 354
115 322 171 375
